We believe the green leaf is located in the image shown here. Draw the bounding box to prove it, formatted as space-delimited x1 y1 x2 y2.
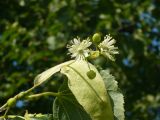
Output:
61 60 114 120
53 80 91 120
109 91 124 120
34 60 74 86
100 70 118 91
100 70 125 120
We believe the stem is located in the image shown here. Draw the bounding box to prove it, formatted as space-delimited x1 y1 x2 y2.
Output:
83 54 91 70
86 61 91 70
0 115 24 119
28 92 59 99
0 85 38 113
0 103 7 112
3 107 10 118
24 85 38 95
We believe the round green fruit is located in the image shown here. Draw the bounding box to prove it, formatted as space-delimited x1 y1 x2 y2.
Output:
92 33 101 43
87 70 96 79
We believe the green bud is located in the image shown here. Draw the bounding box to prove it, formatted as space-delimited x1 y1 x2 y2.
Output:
92 33 101 43
90 51 100 59
87 70 96 79
7 98 16 107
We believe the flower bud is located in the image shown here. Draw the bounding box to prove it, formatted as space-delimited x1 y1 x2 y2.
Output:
90 51 100 59
92 33 101 43
7 98 16 107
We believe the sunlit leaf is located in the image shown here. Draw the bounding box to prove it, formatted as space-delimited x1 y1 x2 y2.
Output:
100 70 125 120
53 80 91 120
109 91 125 120
61 60 114 120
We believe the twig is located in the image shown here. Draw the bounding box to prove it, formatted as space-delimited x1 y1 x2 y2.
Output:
0 85 38 113
0 103 7 112
28 92 59 99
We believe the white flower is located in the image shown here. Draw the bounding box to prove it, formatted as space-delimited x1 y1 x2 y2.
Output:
67 37 92 60
98 34 119 61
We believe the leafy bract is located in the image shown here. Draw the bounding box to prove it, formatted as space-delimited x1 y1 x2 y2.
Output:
61 60 114 120
100 70 125 120
53 80 91 120
34 60 74 86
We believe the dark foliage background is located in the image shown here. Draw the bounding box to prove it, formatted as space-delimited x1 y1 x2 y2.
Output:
0 0 160 119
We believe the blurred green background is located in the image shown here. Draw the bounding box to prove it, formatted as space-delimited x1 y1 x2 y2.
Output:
0 0 160 119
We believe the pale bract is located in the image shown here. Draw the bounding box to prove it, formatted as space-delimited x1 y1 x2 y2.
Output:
98 34 119 61
67 37 92 60
61 60 114 120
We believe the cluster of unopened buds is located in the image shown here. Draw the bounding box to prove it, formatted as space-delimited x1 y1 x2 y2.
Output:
67 33 119 61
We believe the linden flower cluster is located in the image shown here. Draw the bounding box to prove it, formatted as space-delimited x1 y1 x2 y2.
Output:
67 33 119 61
67 37 92 60
98 34 119 61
